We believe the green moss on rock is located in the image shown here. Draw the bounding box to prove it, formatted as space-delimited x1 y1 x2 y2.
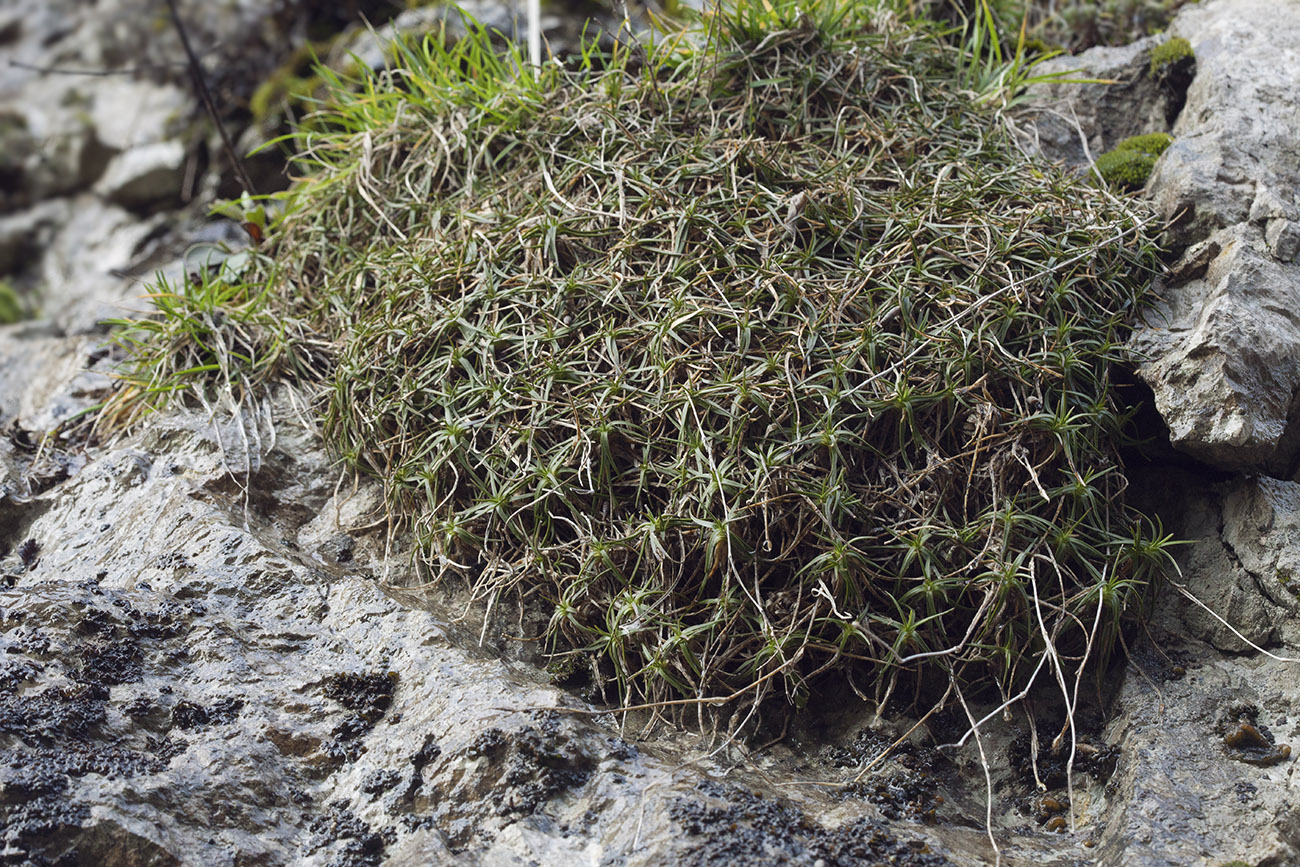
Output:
1114 133 1174 156
1096 133 1173 189
248 40 338 130
1150 36 1193 77
0 280 23 325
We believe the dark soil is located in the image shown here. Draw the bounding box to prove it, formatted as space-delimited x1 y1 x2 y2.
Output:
1007 712 1121 793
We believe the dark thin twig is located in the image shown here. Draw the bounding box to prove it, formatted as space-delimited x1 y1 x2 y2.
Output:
8 59 187 77
164 0 256 196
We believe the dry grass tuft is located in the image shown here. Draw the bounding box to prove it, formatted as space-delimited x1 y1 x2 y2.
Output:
109 0 1176 725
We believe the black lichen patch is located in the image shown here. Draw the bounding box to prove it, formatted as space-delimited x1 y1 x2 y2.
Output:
169 696 244 731
1220 706 1291 768
0 789 90 861
0 587 204 863
121 600 190 640
670 781 950 867
1008 713 1120 791
4 742 167 779
325 672 395 727
146 735 188 764
170 700 208 730
0 732 168 863
16 539 39 569
0 763 69 800
123 695 156 719
305 802 391 867
321 672 397 763
401 734 442 803
0 660 40 694
77 633 142 685
68 595 189 689
0 684 108 742
361 768 402 797
826 729 946 821
466 713 593 816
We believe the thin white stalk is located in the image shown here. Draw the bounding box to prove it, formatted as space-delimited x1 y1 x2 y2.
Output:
528 0 541 70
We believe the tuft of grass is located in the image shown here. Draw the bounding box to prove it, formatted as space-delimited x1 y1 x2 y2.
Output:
950 0 1089 108
108 0 1176 722
99 259 327 431
939 0 1194 53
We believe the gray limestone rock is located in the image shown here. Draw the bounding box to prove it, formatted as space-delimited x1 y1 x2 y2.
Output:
1027 0 1300 474
1019 35 1171 170
1130 225 1300 472
1098 644 1300 867
1150 472 1300 652
1265 218 1300 263
1136 0 1300 471
95 141 188 211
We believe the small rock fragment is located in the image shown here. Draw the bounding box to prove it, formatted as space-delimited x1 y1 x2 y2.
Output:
1264 218 1300 263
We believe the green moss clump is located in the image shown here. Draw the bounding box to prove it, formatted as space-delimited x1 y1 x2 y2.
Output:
1150 36 1193 76
1114 133 1175 156
250 71 327 128
110 1 1176 721
0 280 23 325
1096 133 1173 189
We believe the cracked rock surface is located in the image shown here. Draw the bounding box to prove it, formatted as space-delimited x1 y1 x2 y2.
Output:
1026 0 1300 474
1021 2 1300 863
1134 0 1300 472
4 0 1300 864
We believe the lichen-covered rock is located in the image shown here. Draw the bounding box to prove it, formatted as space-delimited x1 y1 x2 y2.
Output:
0 384 1010 866
1018 34 1185 168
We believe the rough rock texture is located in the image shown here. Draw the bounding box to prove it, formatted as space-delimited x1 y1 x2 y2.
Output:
0 333 1037 865
0 0 255 334
1021 35 1172 168
1154 471 1300 653
1098 638 1300 867
95 141 188 211
4 0 1300 864
1024 0 1300 474
1019 2 1300 863
1134 1 1300 472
